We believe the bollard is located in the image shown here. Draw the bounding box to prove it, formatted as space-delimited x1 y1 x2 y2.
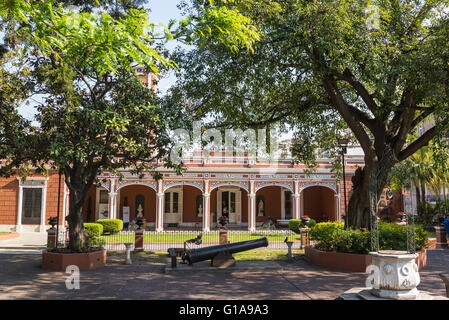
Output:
47 227 57 249
124 243 133 265
435 226 448 249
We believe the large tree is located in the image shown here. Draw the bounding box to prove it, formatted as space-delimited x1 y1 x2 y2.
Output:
0 0 260 250
165 0 449 229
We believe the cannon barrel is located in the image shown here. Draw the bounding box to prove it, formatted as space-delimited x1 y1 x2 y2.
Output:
183 237 268 264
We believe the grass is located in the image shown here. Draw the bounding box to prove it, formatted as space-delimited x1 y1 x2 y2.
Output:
106 249 304 265
100 232 300 244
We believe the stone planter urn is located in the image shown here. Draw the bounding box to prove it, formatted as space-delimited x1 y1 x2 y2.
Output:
369 250 420 300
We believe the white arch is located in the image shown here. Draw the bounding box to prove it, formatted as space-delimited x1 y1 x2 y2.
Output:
163 180 204 193
209 181 249 193
299 182 337 194
255 181 294 193
115 180 157 192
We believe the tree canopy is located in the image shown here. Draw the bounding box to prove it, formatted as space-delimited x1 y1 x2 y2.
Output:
164 0 449 229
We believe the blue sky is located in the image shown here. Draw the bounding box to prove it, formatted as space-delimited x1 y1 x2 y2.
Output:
19 0 186 120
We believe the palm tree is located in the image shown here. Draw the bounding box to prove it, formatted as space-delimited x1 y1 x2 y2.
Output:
409 146 433 221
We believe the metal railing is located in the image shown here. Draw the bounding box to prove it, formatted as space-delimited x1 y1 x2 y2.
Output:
99 229 301 252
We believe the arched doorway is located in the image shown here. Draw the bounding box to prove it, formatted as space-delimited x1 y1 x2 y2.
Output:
301 186 337 222
117 184 156 228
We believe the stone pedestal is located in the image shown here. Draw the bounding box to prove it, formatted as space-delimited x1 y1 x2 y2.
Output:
124 243 133 264
368 251 420 300
134 229 144 252
47 228 57 249
435 226 448 249
211 251 236 268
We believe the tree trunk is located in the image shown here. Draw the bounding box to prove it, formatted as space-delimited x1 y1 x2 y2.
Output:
346 146 397 230
65 179 90 252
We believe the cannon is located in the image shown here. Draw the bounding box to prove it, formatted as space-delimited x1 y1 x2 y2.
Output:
181 237 268 268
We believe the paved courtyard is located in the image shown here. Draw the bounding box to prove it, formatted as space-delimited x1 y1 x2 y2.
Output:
0 249 448 300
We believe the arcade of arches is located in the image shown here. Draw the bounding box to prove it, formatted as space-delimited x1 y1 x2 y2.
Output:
82 181 341 231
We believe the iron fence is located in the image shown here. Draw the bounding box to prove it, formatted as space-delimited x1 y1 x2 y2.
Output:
53 228 304 252
99 229 302 252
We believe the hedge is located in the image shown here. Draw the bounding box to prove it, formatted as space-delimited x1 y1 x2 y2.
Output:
309 221 428 254
96 219 123 234
84 223 103 239
288 218 317 234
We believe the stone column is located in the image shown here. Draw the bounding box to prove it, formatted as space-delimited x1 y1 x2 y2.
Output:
293 193 300 220
16 183 23 232
155 181 164 232
39 180 48 232
248 193 256 232
335 193 341 222
62 186 69 230
202 192 211 232
107 179 117 219
108 191 118 219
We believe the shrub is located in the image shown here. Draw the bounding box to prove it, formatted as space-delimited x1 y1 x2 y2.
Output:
84 223 103 239
96 219 123 234
288 219 302 234
309 221 428 254
288 218 317 233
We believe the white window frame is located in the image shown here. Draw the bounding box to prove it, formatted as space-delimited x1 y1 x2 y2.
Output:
16 177 48 232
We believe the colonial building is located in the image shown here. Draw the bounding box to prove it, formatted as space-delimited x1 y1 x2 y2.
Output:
0 146 369 233
0 71 403 233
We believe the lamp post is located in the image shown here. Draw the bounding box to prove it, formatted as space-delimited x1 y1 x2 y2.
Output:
338 138 349 225
56 169 62 249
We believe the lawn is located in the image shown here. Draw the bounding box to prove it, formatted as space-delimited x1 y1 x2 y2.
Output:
106 249 305 265
100 232 300 244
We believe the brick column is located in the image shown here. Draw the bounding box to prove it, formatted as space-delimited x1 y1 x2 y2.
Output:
47 227 57 249
435 226 448 249
134 228 144 252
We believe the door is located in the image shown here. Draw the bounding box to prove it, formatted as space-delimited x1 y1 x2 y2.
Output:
164 188 183 224
22 188 42 225
217 188 241 224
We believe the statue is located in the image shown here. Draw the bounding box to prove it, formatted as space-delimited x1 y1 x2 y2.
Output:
198 204 203 217
137 204 144 218
257 199 264 216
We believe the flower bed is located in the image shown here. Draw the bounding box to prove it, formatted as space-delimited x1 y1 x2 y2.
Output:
304 246 427 272
304 221 428 272
42 249 107 271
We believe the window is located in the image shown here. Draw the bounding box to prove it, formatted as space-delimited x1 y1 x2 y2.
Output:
99 190 108 204
164 192 180 214
22 188 42 225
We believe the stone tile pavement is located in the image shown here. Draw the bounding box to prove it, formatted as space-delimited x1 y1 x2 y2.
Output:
0 249 448 300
